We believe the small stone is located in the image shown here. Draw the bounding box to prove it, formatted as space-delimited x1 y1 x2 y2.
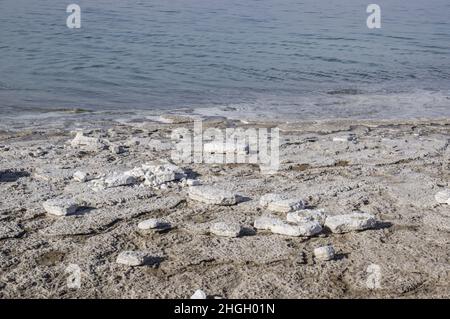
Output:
186 179 201 186
189 186 238 206
73 171 91 183
138 218 171 230
190 289 207 299
324 212 377 233
314 245 335 261
210 222 242 237
270 220 322 237
333 135 356 142
104 172 136 188
254 216 284 230
116 251 160 267
435 189 450 204
43 198 84 216
287 209 327 226
70 132 106 151
267 198 306 213
142 161 186 187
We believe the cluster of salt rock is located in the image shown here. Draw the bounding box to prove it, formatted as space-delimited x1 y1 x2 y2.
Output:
255 193 377 237
435 189 450 205
73 160 196 192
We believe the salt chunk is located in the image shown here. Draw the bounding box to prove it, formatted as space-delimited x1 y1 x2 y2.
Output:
138 218 171 230
116 251 160 267
267 198 306 213
287 209 327 226
435 189 450 204
43 198 84 216
324 212 377 233
189 186 238 206
190 289 207 299
314 245 335 261
210 222 242 237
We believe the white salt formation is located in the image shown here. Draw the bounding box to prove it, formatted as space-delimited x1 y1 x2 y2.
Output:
314 245 335 261
116 251 156 267
138 218 171 230
71 132 106 151
325 212 377 233
189 186 238 205
190 289 207 299
267 198 306 213
435 189 450 204
270 220 322 237
43 198 84 216
287 209 327 226
210 222 242 237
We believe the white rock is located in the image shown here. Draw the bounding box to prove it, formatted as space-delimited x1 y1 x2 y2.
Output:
116 251 155 266
189 186 238 206
259 193 287 207
104 172 136 188
186 179 201 186
73 171 91 183
210 222 242 237
267 198 306 213
43 198 84 216
287 209 327 226
324 212 377 233
138 218 171 230
190 289 207 299
254 216 284 230
314 245 335 261
435 189 450 204
270 220 322 237
333 135 356 142
142 161 186 187
70 132 106 150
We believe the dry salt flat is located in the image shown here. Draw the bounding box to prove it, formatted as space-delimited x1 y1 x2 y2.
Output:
0 116 449 298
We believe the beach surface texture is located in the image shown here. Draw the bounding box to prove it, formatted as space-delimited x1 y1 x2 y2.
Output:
0 115 449 298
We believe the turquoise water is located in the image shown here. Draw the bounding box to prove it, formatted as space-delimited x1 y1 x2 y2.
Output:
0 0 449 119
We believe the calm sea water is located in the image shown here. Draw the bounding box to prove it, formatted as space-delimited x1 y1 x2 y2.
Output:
1 0 449 120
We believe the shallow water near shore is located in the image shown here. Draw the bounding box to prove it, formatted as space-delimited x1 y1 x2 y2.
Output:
1 0 450 120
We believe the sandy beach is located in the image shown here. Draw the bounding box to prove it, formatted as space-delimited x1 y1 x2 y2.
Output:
0 115 448 298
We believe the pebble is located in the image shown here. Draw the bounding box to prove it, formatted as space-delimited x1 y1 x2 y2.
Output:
110 144 126 154
314 245 335 261
189 186 238 206
210 222 242 237
43 198 84 216
116 251 159 267
287 209 327 226
190 289 207 299
434 189 450 204
138 218 171 230
324 212 377 233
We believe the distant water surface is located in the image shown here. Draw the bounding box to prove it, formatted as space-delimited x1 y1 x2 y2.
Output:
0 0 449 120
